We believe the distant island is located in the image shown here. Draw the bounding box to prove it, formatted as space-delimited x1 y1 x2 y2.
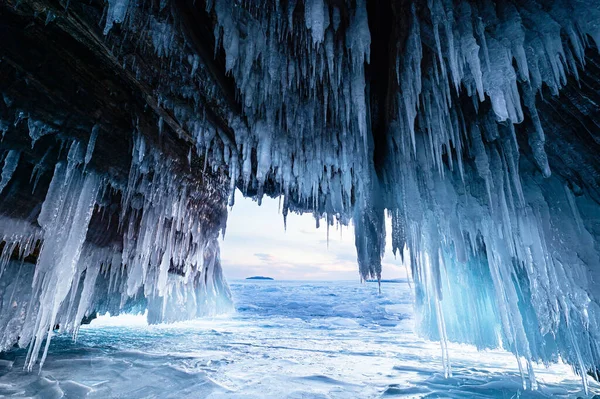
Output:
246 276 274 280
366 278 407 283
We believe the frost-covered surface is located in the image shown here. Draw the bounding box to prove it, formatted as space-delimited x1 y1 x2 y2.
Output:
0 281 596 398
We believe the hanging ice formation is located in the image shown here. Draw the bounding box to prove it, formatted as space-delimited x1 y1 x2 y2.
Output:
200 1 600 388
1 0 600 388
0 131 232 370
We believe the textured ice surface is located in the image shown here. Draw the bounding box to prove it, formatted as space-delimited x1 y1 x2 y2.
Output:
0 281 596 398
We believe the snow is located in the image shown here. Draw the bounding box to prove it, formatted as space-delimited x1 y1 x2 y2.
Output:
0 281 596 398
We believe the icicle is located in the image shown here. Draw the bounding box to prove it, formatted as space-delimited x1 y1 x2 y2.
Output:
104 0 130 35
85 125 100 166
26 163 101 371
28 119 56 148
0 150 20 194
305 0 325 46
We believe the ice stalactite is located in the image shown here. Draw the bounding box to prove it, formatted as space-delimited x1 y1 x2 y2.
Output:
103 0 130 35
147 237 232 323
22 150 101 370
208 0 372 239
0 133 232 369
0 151 20 194
0 0 235 371
379 0 600 390
84 125 99 167
119 134 232 321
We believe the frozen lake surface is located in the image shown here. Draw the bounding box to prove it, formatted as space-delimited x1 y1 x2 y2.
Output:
0 280 598 398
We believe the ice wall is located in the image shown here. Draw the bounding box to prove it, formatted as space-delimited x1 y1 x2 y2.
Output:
0 135 232 370
380 1 600 390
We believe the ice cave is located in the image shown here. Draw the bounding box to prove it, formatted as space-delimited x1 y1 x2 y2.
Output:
0 0 600 396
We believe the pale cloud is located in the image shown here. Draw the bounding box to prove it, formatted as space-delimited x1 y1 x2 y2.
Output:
219 191 408 281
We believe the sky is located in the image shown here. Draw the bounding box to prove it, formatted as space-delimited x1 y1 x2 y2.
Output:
219 190 409 281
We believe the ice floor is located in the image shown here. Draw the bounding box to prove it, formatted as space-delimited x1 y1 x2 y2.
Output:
0 280 598 398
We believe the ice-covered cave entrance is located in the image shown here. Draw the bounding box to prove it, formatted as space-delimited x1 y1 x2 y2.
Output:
1 0 600 395
2 192 596 398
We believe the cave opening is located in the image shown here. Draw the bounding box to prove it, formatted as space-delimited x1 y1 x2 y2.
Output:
0 194 589 398
1 0 600 396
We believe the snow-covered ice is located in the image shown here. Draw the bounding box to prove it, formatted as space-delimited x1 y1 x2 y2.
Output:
0 280 596 398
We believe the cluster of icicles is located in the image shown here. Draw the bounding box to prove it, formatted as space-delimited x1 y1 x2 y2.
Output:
10 0 599 390
206 1 600 392
110 0 600 391
382 0 600 392
0 131 232 371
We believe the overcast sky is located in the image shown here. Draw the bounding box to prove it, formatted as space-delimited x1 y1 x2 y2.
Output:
219 191 409 281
